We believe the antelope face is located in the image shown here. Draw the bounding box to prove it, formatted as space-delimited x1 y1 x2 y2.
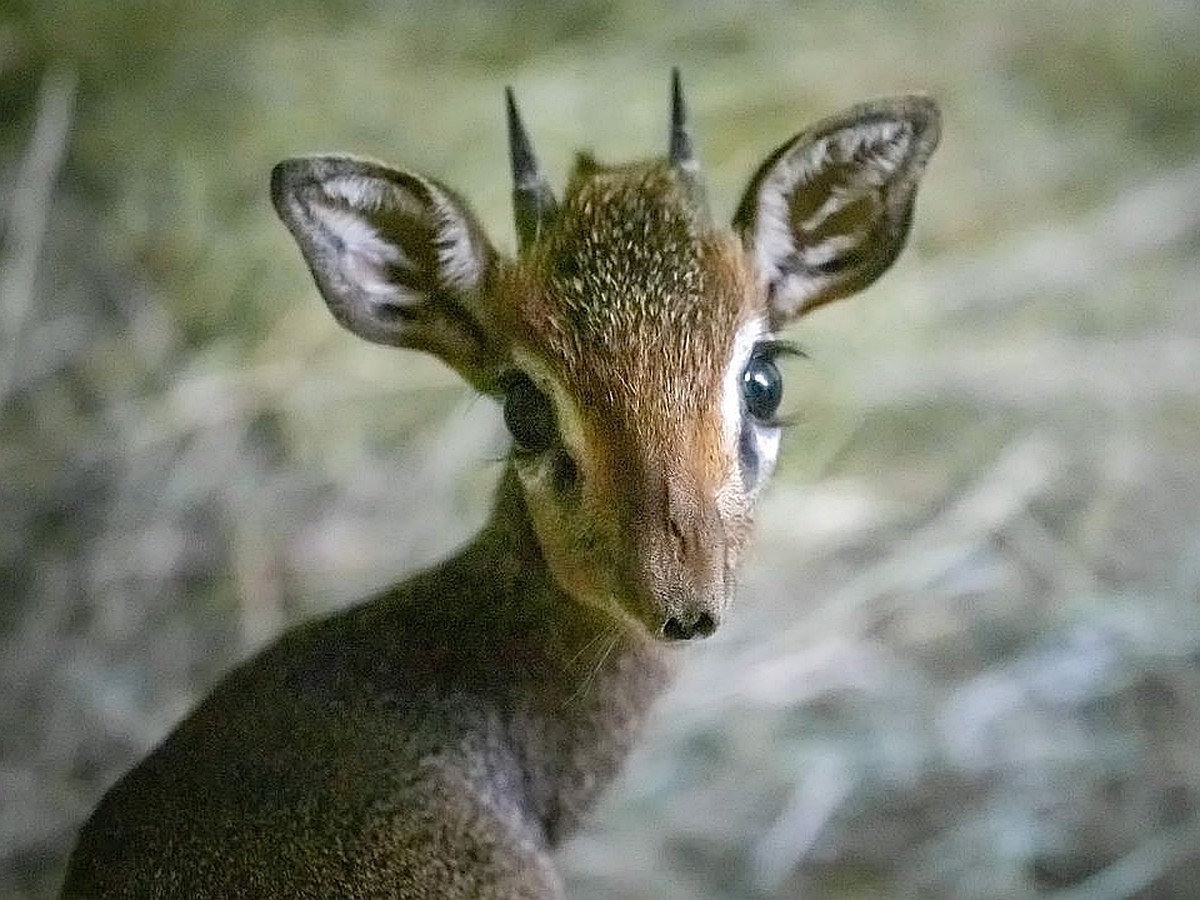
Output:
271 72 939 642
493 162 778 640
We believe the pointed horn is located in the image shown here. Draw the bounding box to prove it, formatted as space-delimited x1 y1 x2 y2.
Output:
506 86 558 251
668 68 710 222
669 67 697 172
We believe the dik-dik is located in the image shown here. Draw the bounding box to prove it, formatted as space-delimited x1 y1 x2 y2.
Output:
62 72 938 898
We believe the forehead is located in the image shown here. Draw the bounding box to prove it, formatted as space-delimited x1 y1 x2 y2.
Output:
504 160 760 422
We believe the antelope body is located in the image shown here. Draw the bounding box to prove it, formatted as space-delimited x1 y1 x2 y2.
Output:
62 73 939 898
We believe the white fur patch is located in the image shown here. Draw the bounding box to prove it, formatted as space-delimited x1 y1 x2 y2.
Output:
744 417 782 500
322 173 421 216
303 174 483 311
311 206 408 288
427 185 483 294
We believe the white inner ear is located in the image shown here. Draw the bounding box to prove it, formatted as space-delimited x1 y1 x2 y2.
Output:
302 174 485 311
752 119 913 310
428 187 485 295
322 173 422 215
311 204 410 301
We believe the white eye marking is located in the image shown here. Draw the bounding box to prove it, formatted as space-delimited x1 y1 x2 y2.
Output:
720 317 782 498
508 349 588 475
743 419 781 499
721 317 770 447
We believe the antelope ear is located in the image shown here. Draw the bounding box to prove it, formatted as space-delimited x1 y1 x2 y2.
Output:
271 156 503 391
733 96 940 324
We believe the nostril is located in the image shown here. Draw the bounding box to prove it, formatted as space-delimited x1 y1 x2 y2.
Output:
692 611 717 637
661 611 717 642
662 617 687 641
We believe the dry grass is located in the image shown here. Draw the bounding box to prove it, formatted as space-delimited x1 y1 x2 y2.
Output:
2 2 1199 897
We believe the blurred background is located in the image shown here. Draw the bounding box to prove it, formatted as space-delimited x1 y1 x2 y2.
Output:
3 1 1199 897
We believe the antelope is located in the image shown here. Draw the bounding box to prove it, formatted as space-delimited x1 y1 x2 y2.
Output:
61 71 939 898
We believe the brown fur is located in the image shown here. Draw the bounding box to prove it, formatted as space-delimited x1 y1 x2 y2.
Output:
493 161 762 633
501 160 756 426
61 88 938 897
62 470 676 898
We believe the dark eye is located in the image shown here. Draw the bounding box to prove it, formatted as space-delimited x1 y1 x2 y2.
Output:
742 354 783 422
503 375 557 453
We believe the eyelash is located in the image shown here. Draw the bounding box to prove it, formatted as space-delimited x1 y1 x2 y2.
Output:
753 339 806 362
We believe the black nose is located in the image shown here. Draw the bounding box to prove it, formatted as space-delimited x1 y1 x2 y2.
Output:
661 611 718 642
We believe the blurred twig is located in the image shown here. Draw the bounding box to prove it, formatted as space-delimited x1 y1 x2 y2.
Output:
0 64 76 408
924 160 1200 318
751 749 854 892
863 334 1200 410
792 434 1067 643
1048 816 1200 900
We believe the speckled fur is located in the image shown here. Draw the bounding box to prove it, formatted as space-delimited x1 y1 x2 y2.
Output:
501 158 760 426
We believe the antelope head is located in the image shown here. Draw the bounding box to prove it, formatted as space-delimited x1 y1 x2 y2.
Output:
272 71 939 641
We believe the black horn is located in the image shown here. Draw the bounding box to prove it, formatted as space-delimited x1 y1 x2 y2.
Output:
506 87 558 251
668 68 710 222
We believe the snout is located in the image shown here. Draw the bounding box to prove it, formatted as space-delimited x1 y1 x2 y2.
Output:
637 509 729 642
607 439 733 642
649 581 724 642
617 562 726 641
660 604 719 641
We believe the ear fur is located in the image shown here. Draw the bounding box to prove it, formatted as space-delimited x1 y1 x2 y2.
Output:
733 95 940 324
271 156 503 391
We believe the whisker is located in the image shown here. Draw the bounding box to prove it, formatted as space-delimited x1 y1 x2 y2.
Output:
567 626 621 707
565 625 611 669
